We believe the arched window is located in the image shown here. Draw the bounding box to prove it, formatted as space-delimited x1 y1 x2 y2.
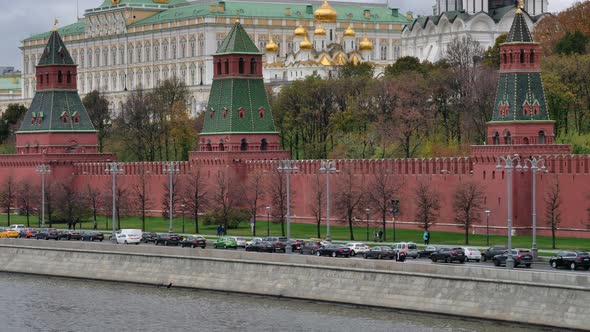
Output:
238 58 244 74
39 75 43 85
523 137 529 145
224 59 229 74
217 60 222 75
240 139 248 151
219 142 225 151
250 58 257 74
206 140 212 151
67 71 72 84
520 49 525 64
538 130 546 144
509 51 513 64
530 49 535 64
493 131 500 145
260 139 268 151
503 52 507 65
504 131 512 145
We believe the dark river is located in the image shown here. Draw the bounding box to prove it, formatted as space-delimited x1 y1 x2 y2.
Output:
0 272 553 332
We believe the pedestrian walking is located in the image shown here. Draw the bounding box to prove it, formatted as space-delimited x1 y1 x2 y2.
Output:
378 230 383 242
217 225 222 237
373 230 377 242
423 230 430 245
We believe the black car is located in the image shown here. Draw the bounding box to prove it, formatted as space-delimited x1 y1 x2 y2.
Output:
316 245 351 258
363 246 396 259
154 233 181 246
63 230 82 240
549 251 590 270
245 240 275 253
45 229 62 240
492 249 533 268
261 236 287 252
482 245 508 262
35 228 53 240
180 236 207 248
80 231 104 242
299 241 322 255
288 239 305 252
418 245 439 258
141 232 157 243
430 247 465 263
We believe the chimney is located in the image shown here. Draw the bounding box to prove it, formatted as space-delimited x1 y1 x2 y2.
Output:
218 1 225 13
391 8 399 17
210 3 217 13
285 7 291 16
364 10 371 19
306 5 313 15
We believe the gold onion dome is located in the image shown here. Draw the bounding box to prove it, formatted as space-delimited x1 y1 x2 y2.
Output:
265 38 279 53
314 25 327 36
299 36 313 51
294 25 307 37
343 25 355 37
314 0 337 23
359 37 373 51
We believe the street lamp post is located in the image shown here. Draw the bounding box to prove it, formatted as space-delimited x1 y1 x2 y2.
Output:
521 157 546 259
35 165 51 228
278 160 298 254
319 160 337 242
266 206 271 237
365 208 370 241
105 162 124 240
496 155 522 269
163 162 180 234
485 209 491 246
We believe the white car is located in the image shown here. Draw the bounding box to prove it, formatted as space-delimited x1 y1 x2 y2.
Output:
246 237 263 247
463 247 482 262
115 229 142 244
227 236 247 248
8 225 26 232
344 242 371 256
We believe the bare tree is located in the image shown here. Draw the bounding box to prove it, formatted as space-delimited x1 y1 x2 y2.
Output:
0 176 17 226
182 166 208 234
104 183 130 230
452 180 485 244
369 166 402 242
214 169 241 232
309 173 324 239
17 179 37 228
545 177 562 249
244 170 264 236
268 167 287 236
55 179 89 230
415 180 441 231
132 165 153 231
334 167 366 240
86 184 102 230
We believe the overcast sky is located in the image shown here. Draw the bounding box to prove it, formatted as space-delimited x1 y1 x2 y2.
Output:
0 0 581 70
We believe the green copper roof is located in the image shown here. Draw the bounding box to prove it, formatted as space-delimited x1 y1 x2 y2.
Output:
24 21 85 43
216 21 260 55
99 0 187 8
38 30 75 66
492 72 549 122
0 77 21 91
506 11 533 43
202 78 276 134
17 90 96 133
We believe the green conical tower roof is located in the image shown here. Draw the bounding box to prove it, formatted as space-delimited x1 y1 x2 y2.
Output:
216 20 261 55
506 9 533 43
38 29 75 66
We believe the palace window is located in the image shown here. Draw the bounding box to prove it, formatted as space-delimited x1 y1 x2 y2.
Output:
137 45 142 63
504 131 512 145
190 38 196 57
61 111 70 124
538 130 546 144
238 58 244 74
67 71 72 84
145 43 151 62
103 48 109 66
260 139 268 151
520 49 525 64
250 58 257 75
240 139 248 151
155 43 160 61
224 59 229 74
180 38 186 58
217 60 222 75
530 49 535 64
163 40 169 60
493 131 500 145
112 47 117 65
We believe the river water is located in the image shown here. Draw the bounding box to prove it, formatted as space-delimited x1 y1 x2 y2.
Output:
0 272 553 332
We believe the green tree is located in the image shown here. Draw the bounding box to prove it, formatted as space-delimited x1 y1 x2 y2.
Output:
555 31 589 55
482 34 508 68
338 62 374 78
152 78 189 161
0 104 27 144
82 90 111 152
385 56 425 76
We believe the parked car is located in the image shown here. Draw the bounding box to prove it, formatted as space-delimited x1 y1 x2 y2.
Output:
20 228 38 238
418 245 439 258
180 236 207 248
141 232 157 243
57 230 71 240
549 251 590 270
299 241 322 255
154 233 181 246
288 239 305 251
430 247 466 263
482 245 508 262
8 224 26 232
246 237 263 247
46 229 62 240
463 247 482 262
492 249 533 268
34 228 53 240
0 227 19 238
245 240 274 253
261 236 287 252
213 236 238 249
63 230 82 240
344 242 371 256
233 237 247 248
316 244 351 258
80 231 104 242
116 229 142 244
363 246 396 259
392 242 419 259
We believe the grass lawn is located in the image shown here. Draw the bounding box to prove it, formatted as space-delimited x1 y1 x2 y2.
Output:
1 214 588 251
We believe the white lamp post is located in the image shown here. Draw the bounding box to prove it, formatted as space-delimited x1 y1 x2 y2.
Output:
163 162 180 234
278 160 297 254
319 160 337 241
105 162 124 240
496 155 522 269
521 157 546 259
35 165 51 228
485 209 491 246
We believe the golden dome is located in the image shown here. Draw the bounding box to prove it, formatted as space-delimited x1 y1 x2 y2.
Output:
299 36 313 51
265 37 279 53
294 25 307 37
314 25 327 36
359 37 373 51
343 25 355 37
314 0 337 23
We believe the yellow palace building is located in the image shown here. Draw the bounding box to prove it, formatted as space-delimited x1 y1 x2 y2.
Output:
18 0 409 116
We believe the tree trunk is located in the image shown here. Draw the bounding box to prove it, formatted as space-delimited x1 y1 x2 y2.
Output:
93 208 98 230
194 209 199 234
465 222 469 245
316 219 321 239
348 215 354 240
281 219 285 237
7 207 10 227
26 209 30 227
382 213 387 242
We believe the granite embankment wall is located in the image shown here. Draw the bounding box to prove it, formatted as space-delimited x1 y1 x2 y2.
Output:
0 240 588 330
